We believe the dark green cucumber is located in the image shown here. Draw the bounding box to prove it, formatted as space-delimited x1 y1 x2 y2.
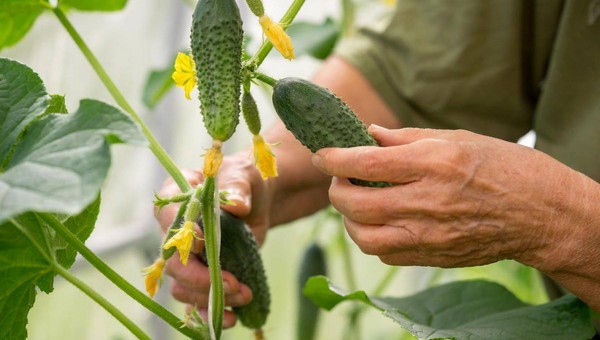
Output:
198 211 270 330
297 243 327 340
191 0 243 141
272 77 392 187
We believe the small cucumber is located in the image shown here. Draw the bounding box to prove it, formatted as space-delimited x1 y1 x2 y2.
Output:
198 211 270 330
191 0 243 141
297 243 327 340
272 77 392 187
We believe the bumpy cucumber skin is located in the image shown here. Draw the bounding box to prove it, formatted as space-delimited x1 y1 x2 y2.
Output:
272 77 392 187
199 211 270 329
297 243 327 340
242 91 261 135
191 0 243 141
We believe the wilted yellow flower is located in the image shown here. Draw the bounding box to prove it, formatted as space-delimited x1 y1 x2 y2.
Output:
172 52 196 100
203 143 223 177
163 221 195 265
259 16 294 60
252 134 278 179
142 257 166 298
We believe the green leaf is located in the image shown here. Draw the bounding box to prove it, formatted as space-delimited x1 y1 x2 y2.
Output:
0 201 101 339
0 58 48 169
304 277 595 340
36 197 101 292
0 214 53 340
142 68 174 109
59 0 128 12
0 1 46 51
44 94 68 115
0 58 146 224
287 18 340 60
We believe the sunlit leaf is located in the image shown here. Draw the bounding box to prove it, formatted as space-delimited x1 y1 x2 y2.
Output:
304 276 595 340
59 0 128 11
0 1 46 51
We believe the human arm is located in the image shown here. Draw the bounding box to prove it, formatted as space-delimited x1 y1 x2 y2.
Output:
312 125 600 312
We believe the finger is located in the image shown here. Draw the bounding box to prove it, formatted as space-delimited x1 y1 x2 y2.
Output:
368 126 444 146
343 216 422 256
191 224 205 254
312 145 424 183
165 255 243 295
157 204 179 234
172 282 252 307
197 308 238 329
328 177 425 224
159 168 205 197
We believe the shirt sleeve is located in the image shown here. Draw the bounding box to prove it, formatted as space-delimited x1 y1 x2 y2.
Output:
334 0 536 142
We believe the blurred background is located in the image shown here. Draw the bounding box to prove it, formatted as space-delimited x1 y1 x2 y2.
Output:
1 0 543 339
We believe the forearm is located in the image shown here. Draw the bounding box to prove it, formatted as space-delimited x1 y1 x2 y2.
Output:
534 169 600 312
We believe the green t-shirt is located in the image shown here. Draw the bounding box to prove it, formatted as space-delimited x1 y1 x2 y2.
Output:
336 0 600 182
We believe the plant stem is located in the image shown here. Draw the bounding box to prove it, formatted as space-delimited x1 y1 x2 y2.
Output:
338 226 362 340
39 213 203 339
53 263 151 340
372 266 400 296
340 0 355 36
201 176 223 339
338 227 357 292
52 7 190 193
253 72 278 87
249 0 306 68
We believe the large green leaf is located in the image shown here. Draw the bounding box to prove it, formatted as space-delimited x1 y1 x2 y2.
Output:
0 1 46 51
59 0 128 11
304 276 595 340
0 58 145 224
287 18 340 60
0 201 100 339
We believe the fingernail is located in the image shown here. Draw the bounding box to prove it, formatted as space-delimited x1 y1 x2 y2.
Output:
311 154 323 168
223 281 232 294
227 293 247 307
369 124 386 131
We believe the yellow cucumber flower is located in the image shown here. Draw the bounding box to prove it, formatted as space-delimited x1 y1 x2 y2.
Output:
203 142 223 177
142 257 166 298
383 0 397 6
163 221 195 265
252 134 278 179
172 52 197 100
259 16 295 60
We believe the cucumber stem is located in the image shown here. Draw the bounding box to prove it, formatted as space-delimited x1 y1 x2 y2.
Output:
53 263 151 340
249 0 306 68
52 7 191 193
253 72 278 87
201 176 224 339
39 213 203 339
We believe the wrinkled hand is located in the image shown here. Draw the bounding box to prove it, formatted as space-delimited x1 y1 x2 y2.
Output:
156 153 271 328
312 125 573 270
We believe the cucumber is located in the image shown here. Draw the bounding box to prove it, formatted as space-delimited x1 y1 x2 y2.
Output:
297 243 327 340
191 0 243 142
198 211 270 330
272 77 392 187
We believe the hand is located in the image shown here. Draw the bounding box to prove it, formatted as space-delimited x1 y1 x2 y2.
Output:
311 125 580 270
155 153 271 327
